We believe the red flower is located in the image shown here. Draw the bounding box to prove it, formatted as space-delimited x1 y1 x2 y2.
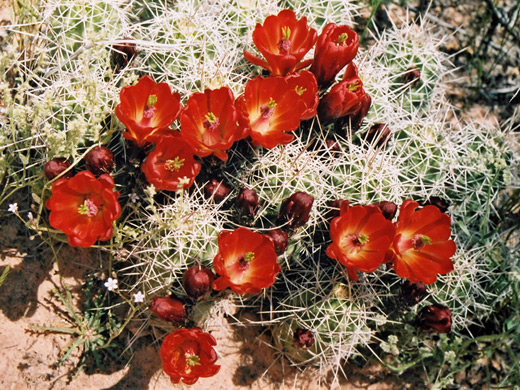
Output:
285 70 319 120
244 9 317 76
318 63 371 126
160 327 220 385
310 23 359 88
326 202 395 281
180 87 247 161
390 200 456 284
45 171 121 248
236 76 308 148
115 75 182 146
212 227 281 294
141 135 201 191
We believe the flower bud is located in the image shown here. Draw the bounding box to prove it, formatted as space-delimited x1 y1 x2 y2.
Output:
237 188 259 218
373 201 397 221
44 158 73 180
112 37 137 68
149 296 186 324
294 328 314 349
422 196 450 213
204 179 231 202
402 67 421 87
85 146 115 176
366 123 391 147
265 228 289 255
183 265 215 300
401 280 427 306
325 138 341 153
279 192 314 228
418 304 452 333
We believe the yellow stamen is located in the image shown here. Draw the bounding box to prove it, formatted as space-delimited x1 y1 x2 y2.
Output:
164 156 185 172
282 26 291 40
205 112 217 124
244 252 255 262
348 81 360 92
336 32 348 44
78 203 89 215
267 97 277 109
295 86 306 95
147 94 158 107
186 354 201 367
357 233 369 245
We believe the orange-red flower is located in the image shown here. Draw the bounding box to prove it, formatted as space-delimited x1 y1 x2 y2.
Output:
285 70 319 120
180 87 247 161
318 63 371 126
244 9 317 76
212 227 281 294
236 76 308 148
326 202 395 281
45 171 121 248
310 23 359 88
390 200 456 284
115 75 182 146
160 327 220 385
141 135 201 191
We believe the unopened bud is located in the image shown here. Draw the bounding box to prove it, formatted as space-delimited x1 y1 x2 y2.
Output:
204 179 231 202
279 192 314 228
149 296 186 324
112 37 137 68
44 158 73 180
183 265 214 300
402 67 421 87
366 123 391 147
85 146 115 176
422 196 450 213
418 304 452 333
294 328 314 349
373 201 397 221
265 229 289 255
401 280 427 306
237 188 259 218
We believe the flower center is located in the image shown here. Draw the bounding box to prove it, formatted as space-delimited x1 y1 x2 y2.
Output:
143 94 158 119
78 199 98 217
277 26 291 53
295 85 306 95
336 32 349 45
164 156 185 172
203 112 220 131
260 97 276 119
412 234 432 250
186 354 201 367
348 81 360 92
238 251 255 271
352 233 369 247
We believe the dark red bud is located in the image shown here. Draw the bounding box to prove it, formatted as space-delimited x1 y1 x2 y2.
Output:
85 146 114 176
149 296 186 323
422 197 450 213
294 328 314 349
182 265 215 300
402 67 421 86
44 158 73 180
373 201 398 221
204 179 231 202
265 228 289 255
325 139 341 153
237 188 259 218
366 123 391 147
112 37 137 68
418 304 452 333
279 192 314 229
401 280 427 306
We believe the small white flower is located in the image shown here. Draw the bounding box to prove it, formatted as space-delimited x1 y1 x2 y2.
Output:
8 203 18 214
104 277 118 291
177 176 190 190
133 291 145 303
129 192 139 203
27 212 34 221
